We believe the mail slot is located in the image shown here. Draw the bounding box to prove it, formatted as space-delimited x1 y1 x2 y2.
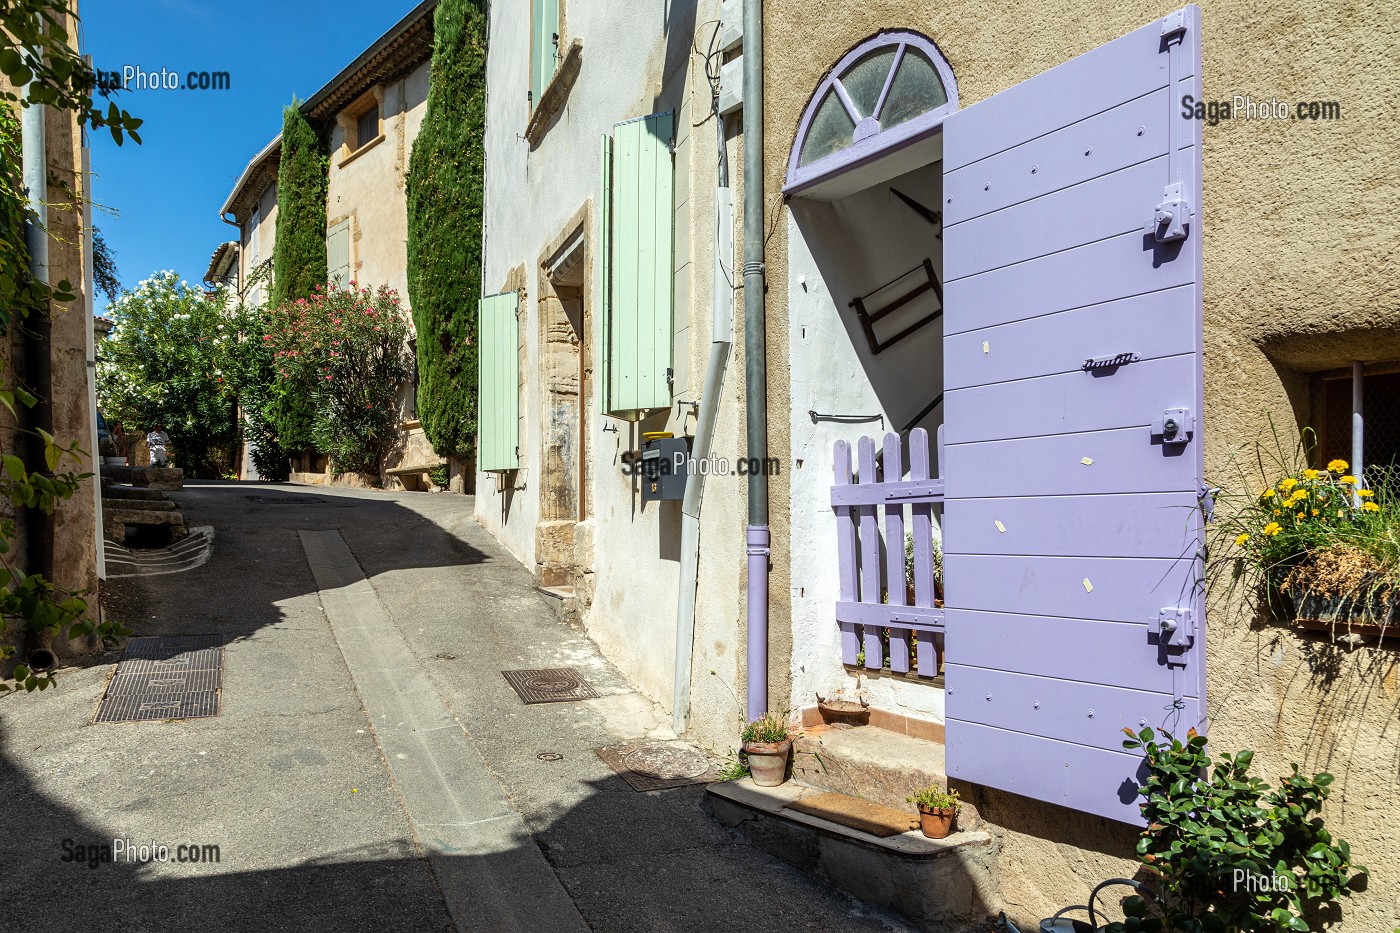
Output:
640 433 689 502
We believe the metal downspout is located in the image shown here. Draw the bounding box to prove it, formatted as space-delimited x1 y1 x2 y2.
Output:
741 0 769 724
21 68 57 672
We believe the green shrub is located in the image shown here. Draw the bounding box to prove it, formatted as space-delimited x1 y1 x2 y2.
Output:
1108 727 1364 933
405 0 487 458
266 284 411 475
907 785 959 812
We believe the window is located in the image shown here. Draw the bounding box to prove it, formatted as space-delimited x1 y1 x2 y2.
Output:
530 0 560 110
356 104 380 149
327 219 351 286
1314 368 1400 479
247 204 260 265
598 111 675 420
785 31 958 195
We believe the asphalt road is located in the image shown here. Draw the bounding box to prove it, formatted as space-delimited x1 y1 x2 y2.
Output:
0 481 909 933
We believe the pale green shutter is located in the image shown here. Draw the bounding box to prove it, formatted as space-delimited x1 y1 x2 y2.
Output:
477 291 520 471
602 111 674 418
327 220 350 285
530 0 559 109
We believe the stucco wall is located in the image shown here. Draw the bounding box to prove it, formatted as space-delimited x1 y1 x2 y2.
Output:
479 0 748 748
325 60 429 302
765 0 1399 928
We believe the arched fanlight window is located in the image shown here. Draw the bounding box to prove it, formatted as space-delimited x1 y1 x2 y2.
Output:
785 31 958 195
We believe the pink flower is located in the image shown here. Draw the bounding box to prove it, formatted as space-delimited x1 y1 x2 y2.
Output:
325 374 333 381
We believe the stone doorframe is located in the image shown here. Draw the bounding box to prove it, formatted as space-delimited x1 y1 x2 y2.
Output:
534 201 596 609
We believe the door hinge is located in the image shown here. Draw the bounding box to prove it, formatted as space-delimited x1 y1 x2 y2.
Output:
1151 407 1194 444
1152 182 1191 242
1199 481 1218 523
1160 9 1187 38
1157 606 1194 667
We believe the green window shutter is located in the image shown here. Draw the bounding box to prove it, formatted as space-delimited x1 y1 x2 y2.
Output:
477 291 520 471
603 111 674 419
327 220 350 285
530 0 559 110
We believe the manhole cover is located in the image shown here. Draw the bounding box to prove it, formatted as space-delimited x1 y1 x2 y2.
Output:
623 744 711 781
501 668 599 704
595 742 717 792
94 635 224 724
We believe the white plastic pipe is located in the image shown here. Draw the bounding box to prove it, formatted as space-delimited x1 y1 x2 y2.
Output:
1352 361 1363 505
673 187 734 734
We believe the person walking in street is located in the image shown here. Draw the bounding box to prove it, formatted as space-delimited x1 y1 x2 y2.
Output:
146 425 170 467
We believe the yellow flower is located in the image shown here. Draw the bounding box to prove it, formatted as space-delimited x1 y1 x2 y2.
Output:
1357 489 1374 498
1303 469 1320 479
1311 509 1319 516
1339 475 1357 485
1295 511 1305 521
1363 501 1380 512
1262 522 1282 536
1328 459 1349 473
1234 532 1250 546
1273 509 1281 516
1279 478 1298 492
1259 487 1277 500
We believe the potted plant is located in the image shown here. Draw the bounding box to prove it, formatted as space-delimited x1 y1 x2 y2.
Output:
740 713 793 787
1212 430 1400 640
907 785 959 839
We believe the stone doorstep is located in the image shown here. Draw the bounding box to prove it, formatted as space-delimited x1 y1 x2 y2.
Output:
707 779 988 858
793 723 982 829
100 498 177 512
100 484 169 502
706 779 999 933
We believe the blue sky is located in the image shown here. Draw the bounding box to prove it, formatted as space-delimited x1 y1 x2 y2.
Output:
83 0 422 308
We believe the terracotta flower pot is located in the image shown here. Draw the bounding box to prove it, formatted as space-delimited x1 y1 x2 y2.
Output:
916 804 957 839
742 738 792 787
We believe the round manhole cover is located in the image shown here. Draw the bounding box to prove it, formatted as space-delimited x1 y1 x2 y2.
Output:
622 743 710 781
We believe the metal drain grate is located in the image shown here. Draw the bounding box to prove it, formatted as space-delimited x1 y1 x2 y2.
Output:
501 668 599 704
94 691 220 723
246 495 328 505
94 635 224 724
594 741 717 792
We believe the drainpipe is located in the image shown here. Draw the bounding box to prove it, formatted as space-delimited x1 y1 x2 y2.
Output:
1351 361 1364 506
82 114 103 582
20 67 57 673
672 92 735 734
741 0 769 724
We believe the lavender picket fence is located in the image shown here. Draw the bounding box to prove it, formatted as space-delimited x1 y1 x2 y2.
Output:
831 428 944 677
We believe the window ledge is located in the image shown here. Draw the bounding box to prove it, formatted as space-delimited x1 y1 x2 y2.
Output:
524 38 583 148
339 133 385 168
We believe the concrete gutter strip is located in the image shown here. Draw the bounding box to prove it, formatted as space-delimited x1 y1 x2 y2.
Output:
298 529 589 933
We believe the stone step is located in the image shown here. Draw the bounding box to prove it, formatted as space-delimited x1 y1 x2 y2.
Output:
536 584 578 625
101 484 168 501
102 497 177 512
794 723 961 820
99 464 183 490
705 778 998 932
103 508 189 544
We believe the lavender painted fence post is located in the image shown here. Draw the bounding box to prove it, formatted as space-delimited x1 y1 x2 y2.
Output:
908 429 938 677
883 432 910 673
832 441 860 665
857 436 883 670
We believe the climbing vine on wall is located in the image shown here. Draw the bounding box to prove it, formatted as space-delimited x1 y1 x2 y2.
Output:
405 0 487 459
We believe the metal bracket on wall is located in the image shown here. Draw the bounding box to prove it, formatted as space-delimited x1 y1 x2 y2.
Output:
808 410 884 430
849 258 943 356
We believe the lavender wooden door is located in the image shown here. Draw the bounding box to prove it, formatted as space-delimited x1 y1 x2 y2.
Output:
941 6 1204 823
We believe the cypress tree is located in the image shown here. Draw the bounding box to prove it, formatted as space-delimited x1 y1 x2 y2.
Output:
271 101 328 306
267 101 327 452
406 0 487 457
